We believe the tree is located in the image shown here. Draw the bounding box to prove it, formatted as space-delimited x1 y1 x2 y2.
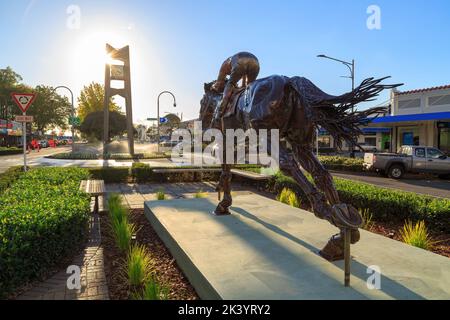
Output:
77 82 120 121
0 67 24 118
24 85 72 133
80 111 127 141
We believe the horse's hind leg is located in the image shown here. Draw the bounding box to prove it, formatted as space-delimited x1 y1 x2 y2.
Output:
291 144 362 260
214 164 233 215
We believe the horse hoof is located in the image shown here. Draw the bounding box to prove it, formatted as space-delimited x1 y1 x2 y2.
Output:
319 234 345 261
330 204 364 229
213 205 231 216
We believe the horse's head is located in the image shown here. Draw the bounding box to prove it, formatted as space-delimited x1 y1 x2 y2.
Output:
199 81 222 129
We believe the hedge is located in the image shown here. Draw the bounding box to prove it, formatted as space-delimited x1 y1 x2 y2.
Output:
0 147 22 156
48 152 170 161
318 156 364 172
0 166 24 193
88 167 130 183
267 171 450 232
0 168 91 298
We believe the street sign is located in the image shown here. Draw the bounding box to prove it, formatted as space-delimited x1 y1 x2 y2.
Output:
160 117 169 124
69 116 81 126
11 93 37 113
15 115 34 123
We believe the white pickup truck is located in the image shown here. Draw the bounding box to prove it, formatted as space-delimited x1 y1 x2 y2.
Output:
364 146 450 179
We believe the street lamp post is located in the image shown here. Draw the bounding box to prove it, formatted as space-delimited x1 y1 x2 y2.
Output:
54 86 75 153
157 91 177 153
317 54 356 157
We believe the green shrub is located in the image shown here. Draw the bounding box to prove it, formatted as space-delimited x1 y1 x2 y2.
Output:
0 166 24 193
0 147 22 156
111 219 136 253
48 153 99 160
277 188 301 208
133 277 169 300
156 189 166 201
108 194 128 225
131 163 153 183
400 221 435 250
360 208 374 231
318 156 364 172
127 245 153 288
0 168 91 297
88 167 130 183
269 171 450 232
194 190 207 198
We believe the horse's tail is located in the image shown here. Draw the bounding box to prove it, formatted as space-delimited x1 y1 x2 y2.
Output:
309 77 401 149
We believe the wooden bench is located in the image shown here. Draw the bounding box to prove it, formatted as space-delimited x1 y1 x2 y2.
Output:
80 180 105 214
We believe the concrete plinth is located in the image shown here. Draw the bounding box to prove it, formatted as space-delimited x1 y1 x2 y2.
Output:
144 194 450 300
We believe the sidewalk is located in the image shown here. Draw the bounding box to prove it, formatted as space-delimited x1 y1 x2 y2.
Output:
18 213 109 300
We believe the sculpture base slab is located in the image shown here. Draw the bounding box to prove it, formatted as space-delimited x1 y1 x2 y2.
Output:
144 194 450 300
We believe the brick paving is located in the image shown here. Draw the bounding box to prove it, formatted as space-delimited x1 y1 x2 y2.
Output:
18 213 109 300
17 181 255 300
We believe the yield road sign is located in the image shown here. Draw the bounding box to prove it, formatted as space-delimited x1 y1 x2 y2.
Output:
11 93 37 113
15 115 34 123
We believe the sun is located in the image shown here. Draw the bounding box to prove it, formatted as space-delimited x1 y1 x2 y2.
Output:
70 31 128 86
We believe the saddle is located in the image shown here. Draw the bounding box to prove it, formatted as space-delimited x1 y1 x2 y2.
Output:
223 86 247 118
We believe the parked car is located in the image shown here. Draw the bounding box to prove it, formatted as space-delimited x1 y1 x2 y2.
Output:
39 140 49 148
159 140 180 148
364 145 450 179
355 143 377 153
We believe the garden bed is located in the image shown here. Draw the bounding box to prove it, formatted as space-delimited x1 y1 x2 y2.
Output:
47 152 171 160
101 209 199 300
0 147 22 156
365 220 449 258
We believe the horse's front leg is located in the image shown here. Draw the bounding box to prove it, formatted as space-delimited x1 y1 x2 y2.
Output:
214 164 233 215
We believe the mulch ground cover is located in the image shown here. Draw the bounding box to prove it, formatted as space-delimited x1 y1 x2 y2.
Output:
101 209 199 300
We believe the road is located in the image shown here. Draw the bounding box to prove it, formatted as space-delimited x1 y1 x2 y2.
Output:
331 171 450 199
0 146 71 173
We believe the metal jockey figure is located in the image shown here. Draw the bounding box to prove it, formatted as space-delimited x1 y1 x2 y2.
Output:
211 52 260 124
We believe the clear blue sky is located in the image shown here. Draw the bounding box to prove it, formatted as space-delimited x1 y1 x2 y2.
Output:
1 0 450 122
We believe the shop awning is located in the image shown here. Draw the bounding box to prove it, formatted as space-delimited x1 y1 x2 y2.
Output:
319 127 391 135
362 128 391 133
370 112 450 124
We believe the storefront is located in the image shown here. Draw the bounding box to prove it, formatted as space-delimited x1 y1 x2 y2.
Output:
367 84 450 154
438 122 450 154
0 119 23 147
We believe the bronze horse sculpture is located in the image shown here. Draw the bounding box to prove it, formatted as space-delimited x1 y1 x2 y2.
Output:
199 74 400 261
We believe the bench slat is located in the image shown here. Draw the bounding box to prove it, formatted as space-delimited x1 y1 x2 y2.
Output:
80 180 105 196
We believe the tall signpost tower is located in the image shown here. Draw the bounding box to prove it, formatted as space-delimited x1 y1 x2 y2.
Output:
103 44 134 156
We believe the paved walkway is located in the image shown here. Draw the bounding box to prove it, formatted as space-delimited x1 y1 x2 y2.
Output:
18 213 109 300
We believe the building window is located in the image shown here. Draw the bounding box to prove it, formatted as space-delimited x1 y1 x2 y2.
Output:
398 98 421 109
318 136 331 148
365 137 377 146
429 94 450 107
